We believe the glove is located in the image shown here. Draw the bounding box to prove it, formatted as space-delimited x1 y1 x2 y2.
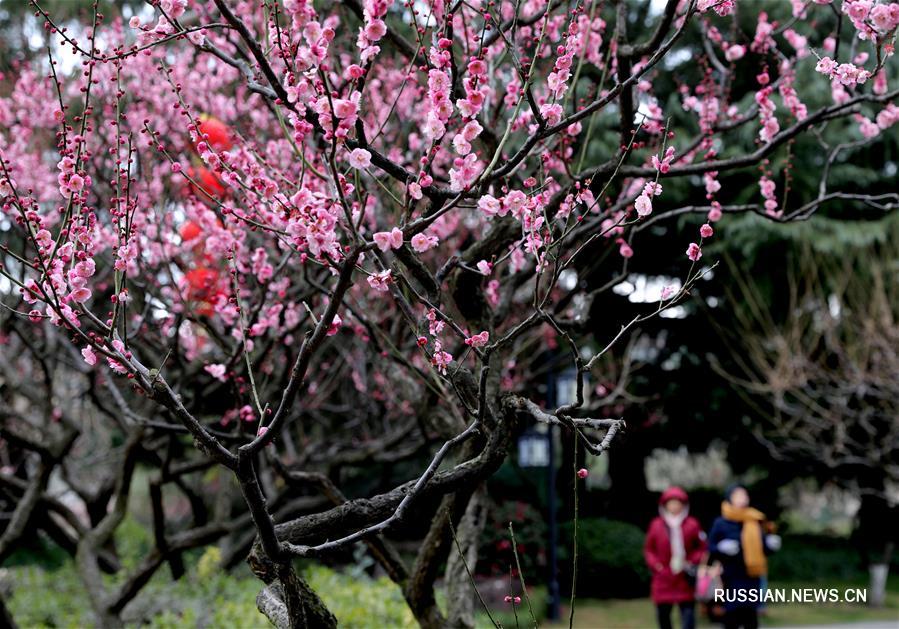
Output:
717 539 740 556
766 534 782 551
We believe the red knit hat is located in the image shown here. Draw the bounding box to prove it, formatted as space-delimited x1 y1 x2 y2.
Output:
659 486 689 506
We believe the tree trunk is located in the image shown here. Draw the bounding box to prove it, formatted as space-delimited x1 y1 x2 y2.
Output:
254 568 337 629
444 483 488 629
0 592 18 629
868 562 890 608
854 478 896 608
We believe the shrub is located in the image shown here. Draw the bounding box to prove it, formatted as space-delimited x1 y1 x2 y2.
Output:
3 563 95 628
559 518 651 599
304 565 416 628
768 534 874 583
478 500 548 580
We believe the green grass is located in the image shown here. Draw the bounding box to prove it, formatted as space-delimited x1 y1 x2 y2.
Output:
525 579 899 628
7 523 899 629
10 562 899 629
5 546 415 628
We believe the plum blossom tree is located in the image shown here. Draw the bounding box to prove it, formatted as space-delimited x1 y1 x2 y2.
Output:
1 0 898 626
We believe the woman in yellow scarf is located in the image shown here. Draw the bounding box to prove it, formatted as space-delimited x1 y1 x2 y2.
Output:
708 485 781 629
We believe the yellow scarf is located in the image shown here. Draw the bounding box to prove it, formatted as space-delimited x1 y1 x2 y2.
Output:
721 501 767 577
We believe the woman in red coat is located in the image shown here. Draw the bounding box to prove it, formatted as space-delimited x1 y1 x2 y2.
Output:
644 486 707 629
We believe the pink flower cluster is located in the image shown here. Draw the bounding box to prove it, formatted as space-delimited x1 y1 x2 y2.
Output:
411 233 439 253
478 189 538 222
759 175 780 218
10 0 899 421
782 29 809 58
698 0 737 17
425 68 452 140
431 341 452 375
686 212 716 263
546 21 581 101
286 199 342 259
755 86 779 143
424 309 453 375
634 181 663 218
452 120 483 156
448 153 482 192
313 87 359 143
704 171 722 200
427 308 444 336
348 148 371 169
876 102 899 128
428 58 483 191
204 363 227 382
67 258 96 303
686 242 702 262
858 115 881 138
724 45 746 62
464 331 489 348
859 103 899 137
356 0 389 62
815 57 872 86
367 270 392 292
80 338 130 374
750 12 775 54
651 146 675 174
778 64 808 121
456 56 490 119
373 227 404 251
131 2 188 48
57 155 89 199
844 1 899 40
480 187 553 267
573 12 607 68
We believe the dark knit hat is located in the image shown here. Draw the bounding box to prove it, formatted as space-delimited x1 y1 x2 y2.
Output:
724 483 747 502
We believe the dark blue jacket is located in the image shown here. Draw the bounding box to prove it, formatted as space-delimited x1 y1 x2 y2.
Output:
708 516 774 609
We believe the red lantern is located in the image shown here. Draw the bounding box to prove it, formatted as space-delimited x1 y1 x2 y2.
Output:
196 115 232 152
184 267 220 316
180 221 202 242
184 166 227 199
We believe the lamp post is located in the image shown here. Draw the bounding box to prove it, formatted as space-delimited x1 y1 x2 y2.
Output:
546 419 560 621
550 367 578 620
517 367 580 621
555 367 579 411
517 424 556 617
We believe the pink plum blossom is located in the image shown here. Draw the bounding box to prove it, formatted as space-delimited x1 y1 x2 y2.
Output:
686 243 703 262
348 148 372 169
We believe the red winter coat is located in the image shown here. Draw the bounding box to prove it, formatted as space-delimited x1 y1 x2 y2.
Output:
644 489 707 604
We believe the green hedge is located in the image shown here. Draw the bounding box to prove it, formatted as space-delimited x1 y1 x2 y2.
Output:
555 521 888 598
559 518 651 599
767 534 884 582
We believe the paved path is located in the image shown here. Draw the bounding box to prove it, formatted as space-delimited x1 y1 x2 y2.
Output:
776 622 899 629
